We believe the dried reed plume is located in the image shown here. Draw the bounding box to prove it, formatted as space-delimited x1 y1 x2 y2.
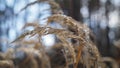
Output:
0 0 119 68
10 14 103 68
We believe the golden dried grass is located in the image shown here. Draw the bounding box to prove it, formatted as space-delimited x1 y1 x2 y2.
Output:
0 0 119 68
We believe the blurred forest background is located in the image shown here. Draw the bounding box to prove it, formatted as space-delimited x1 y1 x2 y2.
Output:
0 0 120 66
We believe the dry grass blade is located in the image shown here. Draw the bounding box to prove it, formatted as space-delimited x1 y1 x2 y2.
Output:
11 30 34 43
0 60 14 68
100 57 119 68
74 41 85 68
48 0 63 14
11 25 47 43
47 14 79 27
19 0 39 13
22 22 40 29
18 0 63 14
